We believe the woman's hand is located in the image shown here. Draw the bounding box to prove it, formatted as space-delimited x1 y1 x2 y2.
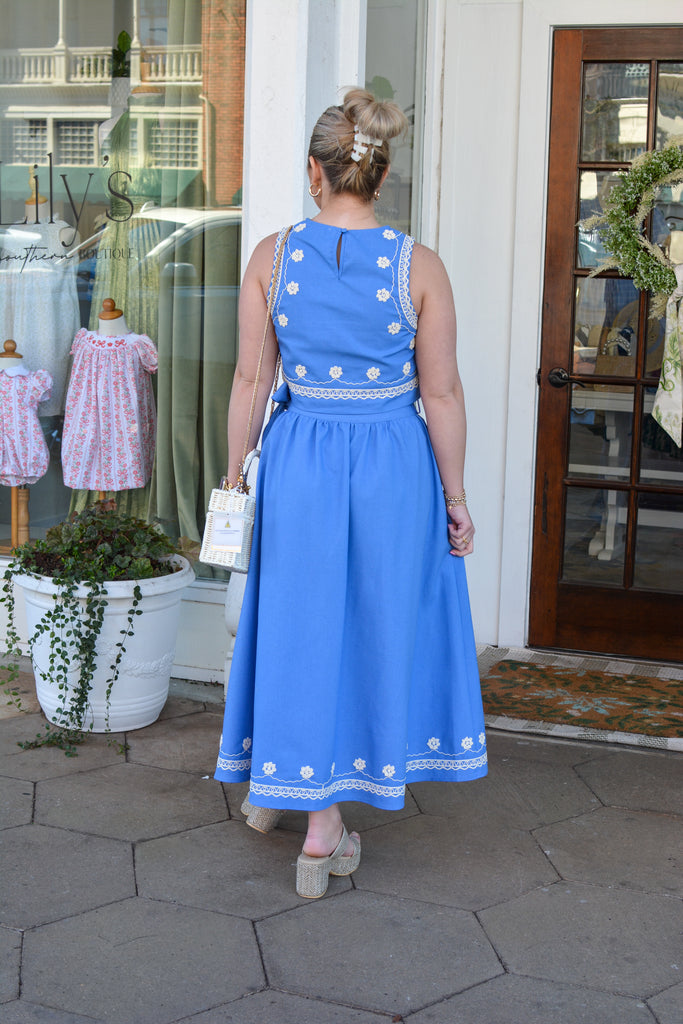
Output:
447 504 475 556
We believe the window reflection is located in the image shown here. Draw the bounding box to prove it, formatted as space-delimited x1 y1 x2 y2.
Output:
581 63 649 162
366 0 424 237
573 277 639 377
657 62 683 146
0 1 245 579
562 486 625 584
634 492 683 592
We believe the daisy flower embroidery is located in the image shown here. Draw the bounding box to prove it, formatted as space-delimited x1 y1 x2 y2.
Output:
286 282 299 295
295 365 307 377
387 323 400 335
367 367 380 380
329 366 343 379
427 737 440 750
403 362 412 375
461 737 474 751
262 762 276 775
300 766 314 779
382 764 396 778
377 256 391 268
376 288 390 302
278 314 288 327
353 758 366 771
291 249 304 262
383 229 396 239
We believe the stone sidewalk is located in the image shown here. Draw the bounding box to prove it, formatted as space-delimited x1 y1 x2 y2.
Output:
0 678 681 1024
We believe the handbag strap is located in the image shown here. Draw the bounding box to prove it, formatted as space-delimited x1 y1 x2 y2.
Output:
234 225 292 493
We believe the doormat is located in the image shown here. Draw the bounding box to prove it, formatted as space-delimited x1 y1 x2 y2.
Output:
481 660 683 752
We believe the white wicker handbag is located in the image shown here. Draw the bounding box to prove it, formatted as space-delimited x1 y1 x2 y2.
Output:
199 228 291 572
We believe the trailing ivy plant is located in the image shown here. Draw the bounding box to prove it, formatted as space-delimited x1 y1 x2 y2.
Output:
1 501 180 756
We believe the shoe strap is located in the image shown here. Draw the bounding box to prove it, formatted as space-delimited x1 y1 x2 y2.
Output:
330 825 349 860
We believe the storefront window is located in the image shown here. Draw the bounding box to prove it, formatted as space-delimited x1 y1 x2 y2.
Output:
365 0 426 237
0 0 245 581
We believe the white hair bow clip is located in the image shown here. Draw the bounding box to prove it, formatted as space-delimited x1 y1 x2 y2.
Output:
351 125 382 162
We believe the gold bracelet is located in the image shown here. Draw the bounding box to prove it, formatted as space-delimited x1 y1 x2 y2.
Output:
444 490 467 508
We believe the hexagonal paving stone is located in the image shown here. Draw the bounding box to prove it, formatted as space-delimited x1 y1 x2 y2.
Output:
406 974 655 1023
175 990 389 1023
411 755 599 830
157 695 207 720
648 982 683 1024
485 730 601 765
126 710 223 773
137 820 351 917
535 806 682 896
257 891 502 1015
0 670 40 720
0 925 21 1003
577 751 683 816
353 812 557 910
0 1002 95 1022
0 824 134 928
34 762 228 841
0 715 126 782
479 881 682 998
22 897 264 1023
0 776 33 829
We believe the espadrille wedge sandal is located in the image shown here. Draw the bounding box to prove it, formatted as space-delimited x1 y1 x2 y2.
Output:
240 796 284 834
296 825 361 899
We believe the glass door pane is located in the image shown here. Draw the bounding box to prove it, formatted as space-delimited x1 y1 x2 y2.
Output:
568 385 633 481
582 62 649 161
634 493 683 592
366 0 425 237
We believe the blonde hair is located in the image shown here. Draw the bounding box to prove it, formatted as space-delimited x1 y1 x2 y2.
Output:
308 88 408 202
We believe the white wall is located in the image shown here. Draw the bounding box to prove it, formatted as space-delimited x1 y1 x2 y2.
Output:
438 0 523 647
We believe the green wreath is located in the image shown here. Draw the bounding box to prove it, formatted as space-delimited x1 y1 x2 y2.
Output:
584 138 683 313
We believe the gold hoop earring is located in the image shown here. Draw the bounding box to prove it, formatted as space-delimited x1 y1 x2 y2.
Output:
309 184 322 198
373 190 381 201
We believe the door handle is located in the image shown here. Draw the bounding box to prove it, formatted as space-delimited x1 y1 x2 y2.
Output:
547 367 585 388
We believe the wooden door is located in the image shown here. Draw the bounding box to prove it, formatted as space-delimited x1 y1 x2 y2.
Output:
529 28 683 660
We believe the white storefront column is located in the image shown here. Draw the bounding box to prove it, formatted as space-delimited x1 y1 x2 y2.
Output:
241 0 367 267
224 0 368 694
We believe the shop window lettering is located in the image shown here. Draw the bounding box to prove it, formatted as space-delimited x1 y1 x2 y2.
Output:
0 155 135 245
0 246 134 273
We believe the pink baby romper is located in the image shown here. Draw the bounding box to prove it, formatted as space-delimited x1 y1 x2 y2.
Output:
0 368 52 485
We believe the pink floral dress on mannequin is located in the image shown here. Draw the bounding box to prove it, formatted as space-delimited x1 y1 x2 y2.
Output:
61 327 157 491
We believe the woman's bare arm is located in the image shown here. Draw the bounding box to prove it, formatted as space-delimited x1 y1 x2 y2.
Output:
225 233 280 486
411 243 474 555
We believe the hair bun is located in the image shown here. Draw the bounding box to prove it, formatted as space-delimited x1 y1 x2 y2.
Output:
342 88 407 143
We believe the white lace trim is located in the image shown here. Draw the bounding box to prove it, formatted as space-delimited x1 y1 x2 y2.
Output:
268 226 290 306
216 757 251 772
284 372 418 401
406 754 488 772
398 234 418 330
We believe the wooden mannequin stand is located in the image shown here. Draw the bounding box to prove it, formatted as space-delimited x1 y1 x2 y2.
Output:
0 341 31 551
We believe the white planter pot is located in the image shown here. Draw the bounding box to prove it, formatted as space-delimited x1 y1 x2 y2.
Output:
15 556 194 732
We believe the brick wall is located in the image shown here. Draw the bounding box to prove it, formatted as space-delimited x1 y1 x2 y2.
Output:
202 0 246 206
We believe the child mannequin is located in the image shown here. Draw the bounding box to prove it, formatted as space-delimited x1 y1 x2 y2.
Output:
0 339 27 373
98 298 130 336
